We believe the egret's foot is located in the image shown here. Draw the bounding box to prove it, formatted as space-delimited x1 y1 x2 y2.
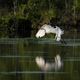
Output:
60 39 67 44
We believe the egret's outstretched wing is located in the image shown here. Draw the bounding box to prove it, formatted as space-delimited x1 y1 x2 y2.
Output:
36 29 46 38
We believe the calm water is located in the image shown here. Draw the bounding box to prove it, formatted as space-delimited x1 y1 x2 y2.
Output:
0 38 80 80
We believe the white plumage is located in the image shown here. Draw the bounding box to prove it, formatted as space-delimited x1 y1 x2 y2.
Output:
35 54 63 71
54 54 63 70
36 24 64 41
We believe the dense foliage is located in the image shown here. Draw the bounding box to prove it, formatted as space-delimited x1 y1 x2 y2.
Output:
0 0 80 37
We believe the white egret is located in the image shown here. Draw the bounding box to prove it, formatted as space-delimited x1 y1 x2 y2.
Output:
35 54 63 71
36 24 64 41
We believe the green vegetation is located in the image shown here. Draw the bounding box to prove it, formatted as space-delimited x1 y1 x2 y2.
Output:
0 0 80 38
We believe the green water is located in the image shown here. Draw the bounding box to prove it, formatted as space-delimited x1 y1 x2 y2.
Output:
0 38 80 80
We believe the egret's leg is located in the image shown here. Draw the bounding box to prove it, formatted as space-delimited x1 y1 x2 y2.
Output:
55 34 57 40
60 38 67 44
